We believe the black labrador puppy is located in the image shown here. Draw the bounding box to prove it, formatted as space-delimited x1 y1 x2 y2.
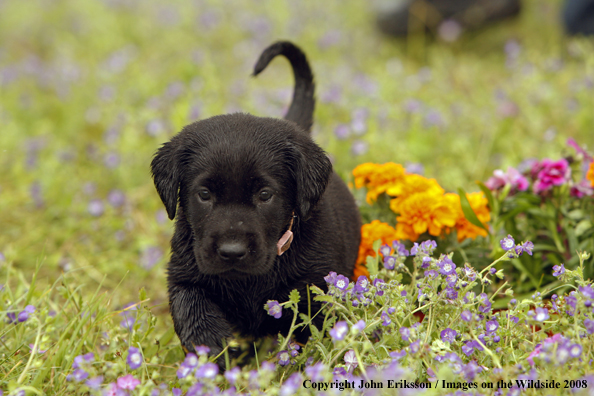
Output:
151 41 361 364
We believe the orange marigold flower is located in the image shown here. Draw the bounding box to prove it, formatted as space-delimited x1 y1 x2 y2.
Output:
388 174 444 213
446 192 491 242
588 161 594 187
356 220 399 265
395 191 457 241
353 162 406 204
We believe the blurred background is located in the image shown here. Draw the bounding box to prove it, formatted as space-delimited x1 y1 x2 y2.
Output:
0 0 592 308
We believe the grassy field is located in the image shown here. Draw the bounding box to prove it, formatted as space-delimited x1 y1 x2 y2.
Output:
1 0 593 394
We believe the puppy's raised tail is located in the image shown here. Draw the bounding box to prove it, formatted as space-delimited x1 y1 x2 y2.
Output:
253 41 315 133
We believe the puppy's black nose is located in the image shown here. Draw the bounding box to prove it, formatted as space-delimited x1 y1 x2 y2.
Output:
217 242 248 261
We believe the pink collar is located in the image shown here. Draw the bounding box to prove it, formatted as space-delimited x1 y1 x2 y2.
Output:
277 213 295 256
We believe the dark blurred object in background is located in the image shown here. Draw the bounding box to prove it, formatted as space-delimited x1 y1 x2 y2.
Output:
376 0 521 37
564 0 594 35
377 0 594 37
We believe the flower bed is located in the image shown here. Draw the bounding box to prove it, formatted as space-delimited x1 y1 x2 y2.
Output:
2 143 594 395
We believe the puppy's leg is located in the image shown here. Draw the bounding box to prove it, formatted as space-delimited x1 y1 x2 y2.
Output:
169 284 232 368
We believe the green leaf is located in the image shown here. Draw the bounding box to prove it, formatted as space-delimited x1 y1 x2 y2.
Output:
458 188 488 232
139 287 147 302
366 255 378 277
308 285 325 295
575 220 592 237
314 295 334 303
289 289 301 304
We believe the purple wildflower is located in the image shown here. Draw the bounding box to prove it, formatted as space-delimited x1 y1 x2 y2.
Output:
86 376 103 390
330 321 348 341
324 271 337 285
579 285 594 299
556 345 571 365
379 244 391 256
373 278 385 296
67 369 89 382
424 269 438 279
390 350 407 361
288 342 300 357
195 362 218 379
411 240 437 256
584 319 594 334
183 353 199 368
515 241 534 256
399 327 410 342
485 320 499 334
87 199 105 217
334 124 349 139
334 275 349 291
280 372 303 396
194 346 209 356
534 307 549 322
392 240 409 256
464 265 477 281
266 300 282 319
462 342 475 356
461 361 482 382
444 287 458 300
224 367 241 384
552 264 566 277
440 328 457 343
352 319 366 334
73 352 94 368
421 256 431 269
445 273 457 287
379 311 391 327
500 235 515 251
461 310 472 322
383 256 396 270
107 189 126 208
18 311 30 322
409 339 421 354
305 362 326 382
351 140 368 156
126 347 142 370
437 256 456 276
478 301 492 314
569 343 582 358
120 311 136 330
277 350 291 366
177 364 193 379
353 276 370 293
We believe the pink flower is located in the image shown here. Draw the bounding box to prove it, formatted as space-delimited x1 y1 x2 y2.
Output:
533 159 571 194
571 179 594 198
485 167 529 192
117 374 140 390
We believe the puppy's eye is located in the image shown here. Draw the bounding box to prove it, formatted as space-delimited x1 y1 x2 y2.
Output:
198 189 211 201
259 190 273 202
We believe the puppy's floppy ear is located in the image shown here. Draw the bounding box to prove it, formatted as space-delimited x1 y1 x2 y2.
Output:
151 140 181 220
290 135 333 220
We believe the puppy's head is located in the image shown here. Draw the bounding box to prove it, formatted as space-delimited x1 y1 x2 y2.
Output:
151 113 332 277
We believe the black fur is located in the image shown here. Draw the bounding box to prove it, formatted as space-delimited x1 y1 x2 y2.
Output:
151 41 361 365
